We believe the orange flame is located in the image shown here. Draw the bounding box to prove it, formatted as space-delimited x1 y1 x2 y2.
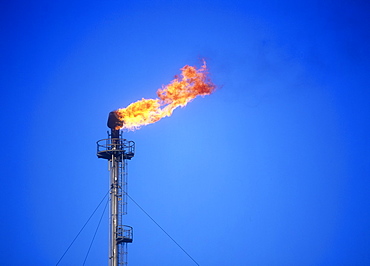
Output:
115 61 216 130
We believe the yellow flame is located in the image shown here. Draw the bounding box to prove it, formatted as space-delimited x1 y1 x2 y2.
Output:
115 61 216 130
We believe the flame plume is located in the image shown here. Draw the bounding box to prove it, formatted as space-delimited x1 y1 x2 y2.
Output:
114 61 216 131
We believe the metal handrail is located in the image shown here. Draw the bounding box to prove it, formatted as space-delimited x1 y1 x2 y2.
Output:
117 225 133 240
97 138 135 154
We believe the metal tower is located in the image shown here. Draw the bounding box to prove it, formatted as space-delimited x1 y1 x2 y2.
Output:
97 112 135 266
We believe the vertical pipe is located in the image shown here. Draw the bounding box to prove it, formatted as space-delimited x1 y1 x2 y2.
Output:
110 129 120 266
110 154 118 266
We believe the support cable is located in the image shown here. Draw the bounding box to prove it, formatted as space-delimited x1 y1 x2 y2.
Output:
83 197 109 265
126 193 200 266
56 190 110 265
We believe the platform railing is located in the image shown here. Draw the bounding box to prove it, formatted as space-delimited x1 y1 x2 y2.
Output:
97 138 135 159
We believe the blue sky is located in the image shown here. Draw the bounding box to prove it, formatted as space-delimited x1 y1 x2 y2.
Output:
1 0 370 265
